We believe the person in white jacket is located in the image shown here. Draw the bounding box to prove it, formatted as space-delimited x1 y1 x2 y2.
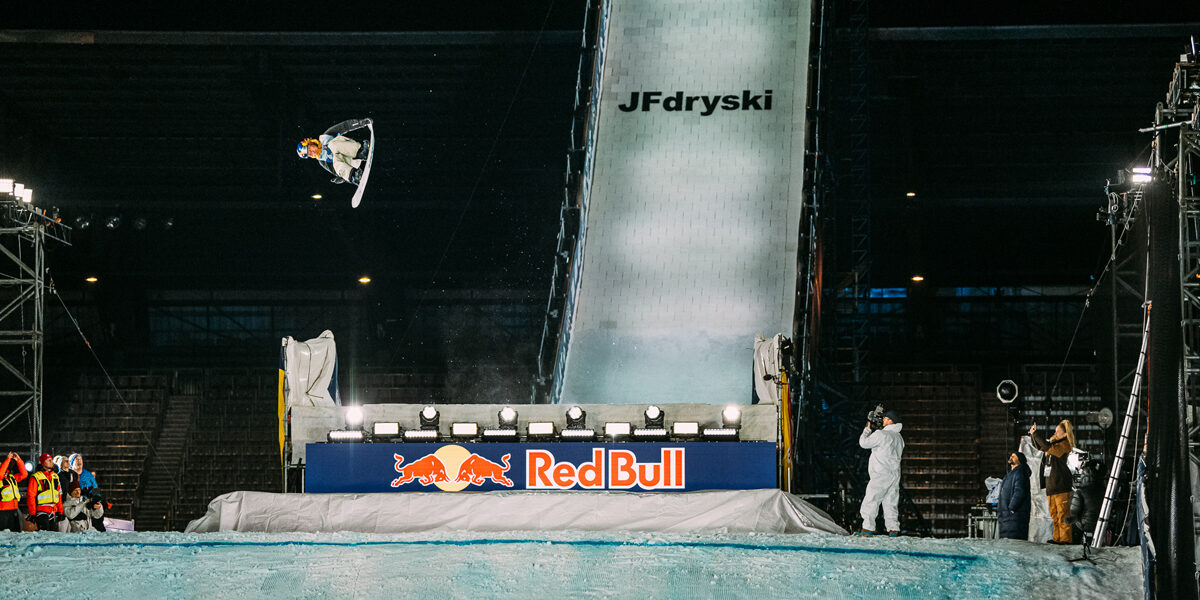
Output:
856 411 905 536
62 482 103 533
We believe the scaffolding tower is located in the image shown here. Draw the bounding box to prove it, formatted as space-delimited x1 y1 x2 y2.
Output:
0 193 70 459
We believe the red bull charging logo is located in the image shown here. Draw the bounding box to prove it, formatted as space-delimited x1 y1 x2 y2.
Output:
391 444 513 492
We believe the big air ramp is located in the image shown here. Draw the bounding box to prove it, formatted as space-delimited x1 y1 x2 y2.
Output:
558 0 813 405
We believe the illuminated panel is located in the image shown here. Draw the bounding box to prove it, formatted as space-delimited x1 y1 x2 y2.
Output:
560 0 813 404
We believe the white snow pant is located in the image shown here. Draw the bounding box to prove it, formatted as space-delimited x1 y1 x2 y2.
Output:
860 476 900 532
327 137 362 180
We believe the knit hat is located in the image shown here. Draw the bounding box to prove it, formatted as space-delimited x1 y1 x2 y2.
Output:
68 481 81 494
883 410 902 424
37 453 52 464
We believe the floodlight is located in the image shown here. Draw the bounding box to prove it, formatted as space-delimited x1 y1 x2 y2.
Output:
373 422 400 436
565 405 587 429
604 422 631 439
345 406 364 428
358 276 372 284
1131 167 1153 183
162 217 175 230
23 462 33 472
996 380 1019 404
672 422 700 438
527 422 556 439
644 405 664 428
497 406 518 430
911 275 925 282
721 405 741 428
1086 408 1114 430
18 188 31 203
419 405 439 430
12 184 22 197
451 422 479 439
105 216 121 230
84 276 98 284
74 217 90 230
702 427 739 441
328 429 365 442
403 429 439 442
0 180 11 194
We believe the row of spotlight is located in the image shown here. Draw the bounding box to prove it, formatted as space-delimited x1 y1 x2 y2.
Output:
327 405 744 443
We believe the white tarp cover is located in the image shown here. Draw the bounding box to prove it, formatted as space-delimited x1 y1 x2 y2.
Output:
752 333 783 405
1019 435 1054 543
282 330 339 407
185 489 847 536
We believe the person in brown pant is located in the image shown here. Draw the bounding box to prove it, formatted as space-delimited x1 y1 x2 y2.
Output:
1029 420 1076 543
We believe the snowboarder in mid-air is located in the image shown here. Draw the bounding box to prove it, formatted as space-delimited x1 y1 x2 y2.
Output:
298 117 373 185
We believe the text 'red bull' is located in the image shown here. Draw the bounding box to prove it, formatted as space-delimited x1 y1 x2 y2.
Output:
526 448 685 490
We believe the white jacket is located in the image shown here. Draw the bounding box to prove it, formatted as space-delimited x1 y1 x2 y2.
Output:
63 495 104 533
859 423 904 484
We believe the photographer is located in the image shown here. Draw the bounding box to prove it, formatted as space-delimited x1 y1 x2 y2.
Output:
856 409 905 536
1029 420 1076 543
0 451 28 532
62 482 103 533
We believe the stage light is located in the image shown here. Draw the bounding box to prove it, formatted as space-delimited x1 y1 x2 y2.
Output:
644 405 665 428
911 275 925 282
604 422 631 439
451 422 479 439
12 184 23 198
498 406 518 430
24 462 33 472
482 428 519 442
721 405 741 428
18 188 31 203
345 406 364 429
1131 167 1152 183
996 380 1019 404
358 276 371 284
1086 408 1115 430
702 427 739 441
906 192 916 197
373 422 400 436
105 216 121 230
84 276 98 284
565 405 587 429
419 405 439 430
527 421 556 439
328 429 365 442
311 194 323 200
632 427 668 440
74 217 90 230
560 428 595 441
403 429 439 442
672 422 700 438
0 180 11 194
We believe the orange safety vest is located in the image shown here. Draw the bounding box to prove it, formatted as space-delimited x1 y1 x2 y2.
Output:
0 474 18 503
32 470 59 507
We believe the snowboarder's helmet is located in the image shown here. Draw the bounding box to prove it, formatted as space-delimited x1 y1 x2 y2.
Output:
296 140 309 158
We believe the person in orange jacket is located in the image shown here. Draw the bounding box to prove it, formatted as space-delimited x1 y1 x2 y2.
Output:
26 453 62 531
0 451 28 532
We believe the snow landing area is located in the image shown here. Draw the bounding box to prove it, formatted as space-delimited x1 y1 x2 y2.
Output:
0 530 1140 599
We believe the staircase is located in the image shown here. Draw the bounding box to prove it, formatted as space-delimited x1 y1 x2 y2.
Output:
135 395 196 530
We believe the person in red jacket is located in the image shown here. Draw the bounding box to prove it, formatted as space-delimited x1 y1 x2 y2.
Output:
0 451 28 532
26 453 62 531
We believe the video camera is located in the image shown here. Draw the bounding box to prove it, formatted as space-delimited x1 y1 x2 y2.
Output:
867 404 887 431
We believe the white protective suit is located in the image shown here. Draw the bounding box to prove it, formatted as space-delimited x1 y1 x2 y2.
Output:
1019 435 1054 543
318 135 363 181
859 423 905 531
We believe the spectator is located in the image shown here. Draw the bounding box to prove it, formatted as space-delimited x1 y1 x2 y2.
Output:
0 451 28 532
26 453 63 531
855 410 905 536
1029 420 1076 543
997 451 1031 540
57 455 78 497
69 454 105 531
62 482 103 533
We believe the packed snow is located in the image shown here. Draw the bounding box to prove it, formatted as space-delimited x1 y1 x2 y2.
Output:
0 529 1141 599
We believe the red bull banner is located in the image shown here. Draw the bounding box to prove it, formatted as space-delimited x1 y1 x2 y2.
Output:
305 442 775 493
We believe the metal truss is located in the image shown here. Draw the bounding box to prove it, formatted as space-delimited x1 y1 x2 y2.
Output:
0 197 69 458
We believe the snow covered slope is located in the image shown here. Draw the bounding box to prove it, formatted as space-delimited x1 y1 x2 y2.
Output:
0 530 1140 599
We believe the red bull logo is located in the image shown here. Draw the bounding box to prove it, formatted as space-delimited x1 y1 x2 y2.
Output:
526 448 685 490
391 444 513 492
